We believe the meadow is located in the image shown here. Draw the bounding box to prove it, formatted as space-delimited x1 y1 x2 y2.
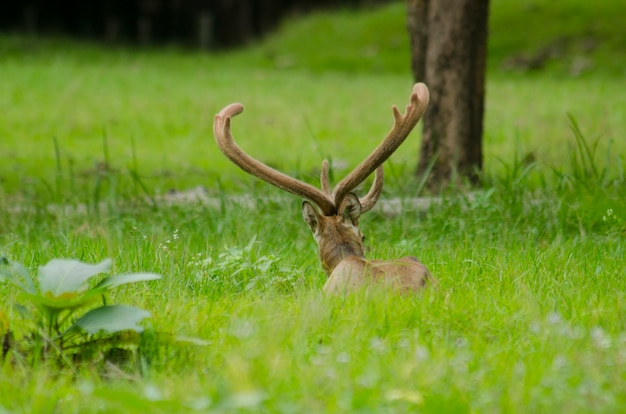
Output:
1 0 625 412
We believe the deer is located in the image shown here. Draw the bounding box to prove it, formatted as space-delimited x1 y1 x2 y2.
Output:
213 83 434 294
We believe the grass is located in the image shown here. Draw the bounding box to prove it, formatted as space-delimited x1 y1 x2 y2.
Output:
1 0 625 412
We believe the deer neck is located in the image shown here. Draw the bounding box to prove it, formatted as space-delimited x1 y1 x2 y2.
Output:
316 220 365 276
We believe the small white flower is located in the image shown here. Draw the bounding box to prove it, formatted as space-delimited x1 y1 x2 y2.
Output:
547 312 561 324
591 326 611 349
336 352 350 363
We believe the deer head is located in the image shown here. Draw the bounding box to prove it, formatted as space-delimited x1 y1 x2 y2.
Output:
214 83 432 292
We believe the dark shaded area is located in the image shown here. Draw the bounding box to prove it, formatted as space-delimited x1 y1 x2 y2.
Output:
0 0 393 49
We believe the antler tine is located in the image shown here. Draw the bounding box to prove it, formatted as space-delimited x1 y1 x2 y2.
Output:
320 159 331 194
323 160 383 213
359 165 384 213
332 83 430 208
214 103 336 215
322 158 382 213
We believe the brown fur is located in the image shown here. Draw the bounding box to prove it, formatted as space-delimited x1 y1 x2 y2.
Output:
303 194 434 294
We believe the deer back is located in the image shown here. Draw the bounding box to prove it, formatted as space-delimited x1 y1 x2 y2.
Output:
324 256 433 294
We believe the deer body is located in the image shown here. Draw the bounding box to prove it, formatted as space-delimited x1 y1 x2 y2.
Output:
214 83 434 294
303 193 433 294
326 257 431 294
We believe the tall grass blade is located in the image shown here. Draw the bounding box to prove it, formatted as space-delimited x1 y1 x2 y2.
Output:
567 113 599 182
128 168 157 210
52 136 63 201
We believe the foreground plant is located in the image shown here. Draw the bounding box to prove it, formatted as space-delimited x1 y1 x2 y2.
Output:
0 257 160 365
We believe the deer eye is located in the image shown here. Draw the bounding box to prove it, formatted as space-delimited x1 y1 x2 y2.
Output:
361 235 366 242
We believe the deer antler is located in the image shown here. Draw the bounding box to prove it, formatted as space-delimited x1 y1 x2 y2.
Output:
213 83 429 216
331 82 430 209
214 103 336 215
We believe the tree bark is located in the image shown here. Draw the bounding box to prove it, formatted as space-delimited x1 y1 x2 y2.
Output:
408 0 489 189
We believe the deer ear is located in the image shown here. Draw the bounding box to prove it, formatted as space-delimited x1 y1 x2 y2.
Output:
339 193 361 226
302 201 321 233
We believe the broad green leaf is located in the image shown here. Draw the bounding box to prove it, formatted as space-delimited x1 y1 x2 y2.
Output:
38 258 112 297
69 305 151 334
27 272 159 310
91 273 161 292
24 290 99 310
0 260 36 294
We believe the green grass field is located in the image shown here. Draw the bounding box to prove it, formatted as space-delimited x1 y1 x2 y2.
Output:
1 0 625 412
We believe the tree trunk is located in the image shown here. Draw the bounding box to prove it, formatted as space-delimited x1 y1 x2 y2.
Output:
407 0 489 189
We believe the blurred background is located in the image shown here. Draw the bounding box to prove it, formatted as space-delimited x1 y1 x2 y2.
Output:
0 0 395 49
0 0 624 198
